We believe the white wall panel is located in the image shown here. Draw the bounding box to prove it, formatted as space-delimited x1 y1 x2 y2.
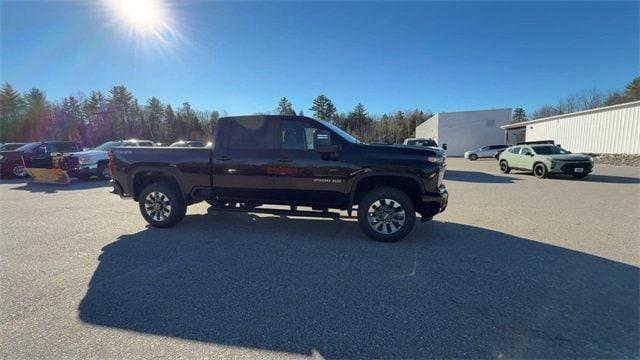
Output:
526 102 640 154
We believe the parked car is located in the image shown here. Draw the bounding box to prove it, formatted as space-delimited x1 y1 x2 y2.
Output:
0 141 82 179
0 143 27 151
498 144 593 179
61 139 154 180
169 140 205 147
493 148 508 161
464 144 509 160
403 138 447 150
110 115 448 242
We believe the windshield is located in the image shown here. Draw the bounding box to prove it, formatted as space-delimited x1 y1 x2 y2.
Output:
533 145 570 155
323 121 363 144
14 142 41 152
408 139 438 147
94 141 122 151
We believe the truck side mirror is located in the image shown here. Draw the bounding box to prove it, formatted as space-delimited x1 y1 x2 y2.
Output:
442 144 448 150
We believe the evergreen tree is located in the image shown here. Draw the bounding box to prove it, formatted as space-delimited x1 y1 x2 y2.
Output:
511 108 527 123
60 96 83 141
309 95 337 120
624 77 640 101
144 97 165 141
278 97 295 115
83 91 108 144
23 88 48 141
108 85 134 138
165 105 177 142
0 83 24 142
298 109 304 116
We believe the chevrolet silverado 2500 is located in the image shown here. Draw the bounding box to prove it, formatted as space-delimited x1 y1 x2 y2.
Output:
110 115 448 242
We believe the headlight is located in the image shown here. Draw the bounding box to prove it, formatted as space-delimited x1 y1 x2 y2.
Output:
78 156 93 164
428 155 444 164
589 157 594 162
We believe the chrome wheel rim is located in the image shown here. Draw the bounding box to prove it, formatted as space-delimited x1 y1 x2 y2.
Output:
534 165 544 177
367 198 406 235
12 164 26 177
144 191 172 221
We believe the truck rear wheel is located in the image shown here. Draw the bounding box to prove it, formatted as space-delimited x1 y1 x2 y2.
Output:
357 187 416 242
139 182 186 228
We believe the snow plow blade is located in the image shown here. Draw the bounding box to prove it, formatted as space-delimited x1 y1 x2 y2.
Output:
25 168 71 184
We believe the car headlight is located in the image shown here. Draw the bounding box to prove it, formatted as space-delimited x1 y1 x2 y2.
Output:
589 157 594 162
78 156 93 164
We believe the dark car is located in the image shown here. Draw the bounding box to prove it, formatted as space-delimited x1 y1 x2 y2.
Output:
0 141 82 179
169 140 205 147
0 143 27 151
110 115 448 242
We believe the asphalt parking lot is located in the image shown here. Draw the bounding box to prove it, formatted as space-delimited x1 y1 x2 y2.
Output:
1 158 638 359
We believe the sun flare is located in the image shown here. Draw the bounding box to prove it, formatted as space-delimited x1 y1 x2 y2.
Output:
113 0 164 30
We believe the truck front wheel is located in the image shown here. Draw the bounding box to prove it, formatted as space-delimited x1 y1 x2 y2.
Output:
357 187 416 242
139 182 186 228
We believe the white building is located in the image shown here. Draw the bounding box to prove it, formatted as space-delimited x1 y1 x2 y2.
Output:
415 108 512 156
501 101 640 154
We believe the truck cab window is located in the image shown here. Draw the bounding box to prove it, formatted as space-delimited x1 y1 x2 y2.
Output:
281 119 324 150
224 117 276 150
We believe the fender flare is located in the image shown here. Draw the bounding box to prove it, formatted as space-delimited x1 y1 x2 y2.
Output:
347 171 425 207
128 165 188 200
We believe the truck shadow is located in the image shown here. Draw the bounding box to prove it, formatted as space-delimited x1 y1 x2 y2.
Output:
78 213 639 358
444 170 520 183
9 179 110 193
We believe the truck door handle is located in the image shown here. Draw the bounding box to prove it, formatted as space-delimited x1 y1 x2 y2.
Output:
217 156 232 161
277 158 292 163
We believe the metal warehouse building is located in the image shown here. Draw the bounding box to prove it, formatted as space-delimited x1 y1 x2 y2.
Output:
501 101 640 154
415 108 512 156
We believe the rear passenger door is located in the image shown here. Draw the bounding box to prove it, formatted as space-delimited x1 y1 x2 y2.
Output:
212 117 277 202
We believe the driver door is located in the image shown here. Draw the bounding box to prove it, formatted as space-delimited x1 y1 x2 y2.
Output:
272 118 353 206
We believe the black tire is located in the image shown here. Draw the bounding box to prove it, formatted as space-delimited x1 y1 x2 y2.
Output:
533 163 548 178
572 173 589 179
96 163 110 180
138 182 186 228
8 161 29 179
469 154 478 161
499 160 510 174
357 187 416 242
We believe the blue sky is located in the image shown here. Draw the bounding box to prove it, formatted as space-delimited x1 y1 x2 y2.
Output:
1 1 638 116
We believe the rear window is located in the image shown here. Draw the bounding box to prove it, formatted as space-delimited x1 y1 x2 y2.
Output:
223 117 276 150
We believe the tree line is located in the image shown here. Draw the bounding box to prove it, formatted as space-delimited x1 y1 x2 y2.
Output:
2 76 637 146
0 84 433 146
511 76 639 123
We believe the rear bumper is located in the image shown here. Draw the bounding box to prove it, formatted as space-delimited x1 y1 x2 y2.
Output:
110 179 129 198
417 185 448 218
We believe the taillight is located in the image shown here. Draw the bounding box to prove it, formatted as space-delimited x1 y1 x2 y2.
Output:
108 151 113 177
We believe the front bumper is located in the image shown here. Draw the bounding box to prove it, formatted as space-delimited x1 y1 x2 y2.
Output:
417 185 448 219
549 161 593 174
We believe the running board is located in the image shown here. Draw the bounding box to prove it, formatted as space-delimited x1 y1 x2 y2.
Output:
208 205 345 219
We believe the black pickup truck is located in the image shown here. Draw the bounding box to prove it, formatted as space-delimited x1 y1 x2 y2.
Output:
110 115 448 242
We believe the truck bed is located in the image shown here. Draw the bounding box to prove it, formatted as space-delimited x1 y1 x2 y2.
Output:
110 146 211 198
